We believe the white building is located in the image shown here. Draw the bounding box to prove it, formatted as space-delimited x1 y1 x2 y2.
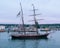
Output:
0 26 5 30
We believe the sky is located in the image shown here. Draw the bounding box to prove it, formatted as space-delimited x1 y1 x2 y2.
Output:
0 0 60 24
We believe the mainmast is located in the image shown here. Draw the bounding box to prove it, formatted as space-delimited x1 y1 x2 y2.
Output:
20 2 25 34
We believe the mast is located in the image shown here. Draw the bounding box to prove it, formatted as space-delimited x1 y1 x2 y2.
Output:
20 2 26 34
31 4 40 34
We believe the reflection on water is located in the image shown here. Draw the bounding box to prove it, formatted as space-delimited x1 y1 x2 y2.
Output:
9 39 48 48
0 31 60 48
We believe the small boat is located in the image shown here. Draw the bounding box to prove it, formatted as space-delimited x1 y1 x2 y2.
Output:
0 29 5 32
40 28 51 31
11 2 50 39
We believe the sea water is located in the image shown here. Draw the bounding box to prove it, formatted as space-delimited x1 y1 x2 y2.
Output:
0 31 60 48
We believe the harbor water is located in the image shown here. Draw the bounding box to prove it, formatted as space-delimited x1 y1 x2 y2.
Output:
0 31 60 48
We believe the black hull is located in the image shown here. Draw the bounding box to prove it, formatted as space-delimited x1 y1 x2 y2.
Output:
11 33 49 39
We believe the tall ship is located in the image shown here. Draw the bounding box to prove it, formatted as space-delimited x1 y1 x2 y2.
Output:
11 2 50 39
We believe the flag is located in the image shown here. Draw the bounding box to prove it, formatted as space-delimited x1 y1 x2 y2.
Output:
17 11 21 16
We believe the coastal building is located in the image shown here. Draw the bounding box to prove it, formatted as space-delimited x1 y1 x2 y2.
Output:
0 26 5 32
0 26 5 30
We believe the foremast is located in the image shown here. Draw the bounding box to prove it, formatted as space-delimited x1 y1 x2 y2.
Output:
31 4 40 34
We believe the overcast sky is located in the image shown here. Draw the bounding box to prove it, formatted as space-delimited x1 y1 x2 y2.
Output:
0 0 60 24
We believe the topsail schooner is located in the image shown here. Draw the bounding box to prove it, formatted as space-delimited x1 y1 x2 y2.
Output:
11 2 50 39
